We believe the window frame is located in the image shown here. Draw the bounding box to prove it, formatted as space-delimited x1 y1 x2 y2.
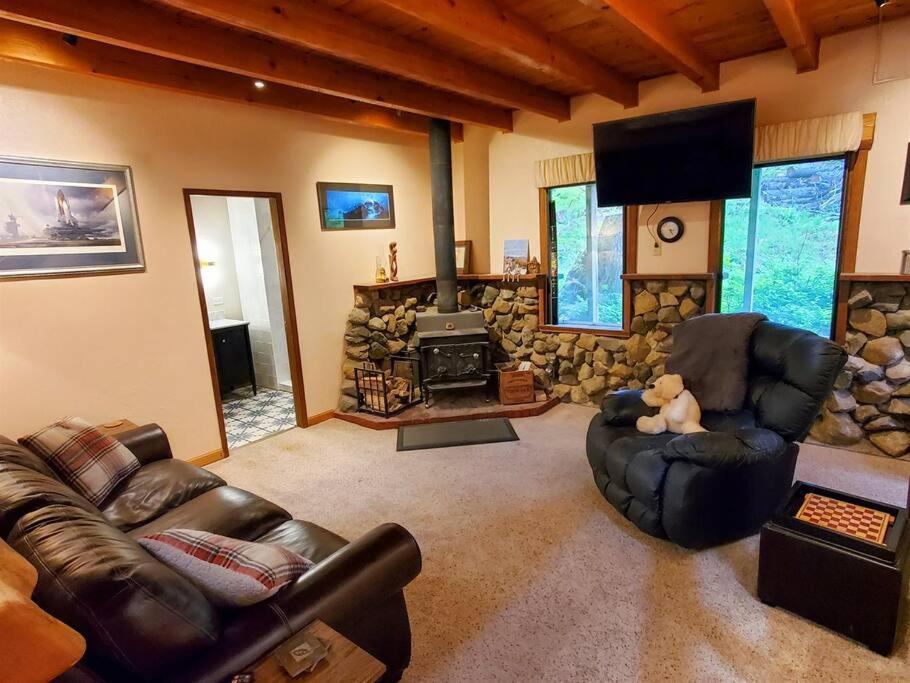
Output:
537 182 638 337
717 154 850 340
709 113 875 345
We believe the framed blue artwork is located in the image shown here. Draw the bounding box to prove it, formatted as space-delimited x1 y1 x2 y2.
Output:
317 182 395 230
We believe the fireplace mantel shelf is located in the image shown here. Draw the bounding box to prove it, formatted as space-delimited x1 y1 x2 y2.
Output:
354 273 541 292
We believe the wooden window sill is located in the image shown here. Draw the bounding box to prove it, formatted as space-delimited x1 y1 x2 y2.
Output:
538 324 630 339
839 273 910 282
621 273 717 281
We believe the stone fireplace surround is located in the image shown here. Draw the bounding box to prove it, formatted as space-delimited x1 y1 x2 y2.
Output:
338 274 910 461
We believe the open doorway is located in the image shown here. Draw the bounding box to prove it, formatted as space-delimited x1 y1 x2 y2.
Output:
183 190 307 455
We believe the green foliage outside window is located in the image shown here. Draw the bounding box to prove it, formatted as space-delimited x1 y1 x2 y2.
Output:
549 184 623 328
721 158 845 337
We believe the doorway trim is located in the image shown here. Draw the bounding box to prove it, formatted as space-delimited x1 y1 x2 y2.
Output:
182 189 309 459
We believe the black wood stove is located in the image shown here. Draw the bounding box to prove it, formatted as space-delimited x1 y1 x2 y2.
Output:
414 310 492 406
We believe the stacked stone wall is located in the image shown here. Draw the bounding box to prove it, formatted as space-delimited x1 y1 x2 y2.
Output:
338 277 708 411
810 281 910 459
340 276 910 461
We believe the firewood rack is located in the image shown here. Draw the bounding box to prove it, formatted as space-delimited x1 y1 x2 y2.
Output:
353 354 422 418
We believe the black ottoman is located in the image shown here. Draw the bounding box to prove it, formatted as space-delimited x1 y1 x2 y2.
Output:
758 481 910 655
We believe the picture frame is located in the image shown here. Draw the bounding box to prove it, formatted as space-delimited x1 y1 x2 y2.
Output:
0 156 145 279
503 239 530 277
316 182 395 230
455 240 472 274
902 250 910 276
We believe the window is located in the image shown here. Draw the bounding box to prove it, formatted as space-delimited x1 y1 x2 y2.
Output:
721 157 847 338
546 183 625 329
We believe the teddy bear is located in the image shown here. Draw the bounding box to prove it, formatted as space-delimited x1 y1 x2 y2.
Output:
636 373 706 436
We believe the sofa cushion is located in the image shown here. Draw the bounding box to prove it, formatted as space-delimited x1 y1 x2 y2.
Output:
138 529 313 607
19 418 139 506
129 486 291 541
9 505 220 682
103 460 225 531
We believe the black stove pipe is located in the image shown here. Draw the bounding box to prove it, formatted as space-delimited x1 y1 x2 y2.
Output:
429 118 458 314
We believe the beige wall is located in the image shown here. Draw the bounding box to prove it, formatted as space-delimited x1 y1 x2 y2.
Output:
0 62 438 459
488 19 910 275
453 126 494 273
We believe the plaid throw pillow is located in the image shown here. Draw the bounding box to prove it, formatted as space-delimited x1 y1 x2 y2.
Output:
20 417 140 506
137 529 313 607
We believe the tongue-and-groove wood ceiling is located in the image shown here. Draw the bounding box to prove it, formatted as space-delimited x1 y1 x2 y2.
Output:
0 0 906 136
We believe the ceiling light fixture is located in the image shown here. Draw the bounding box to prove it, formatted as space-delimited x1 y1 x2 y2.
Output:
253 80 266 89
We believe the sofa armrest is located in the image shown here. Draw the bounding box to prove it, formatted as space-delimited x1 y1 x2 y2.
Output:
663 428 787 470
173 523 421 683
114 424 173 465
599 390 657 427
275 522 421 631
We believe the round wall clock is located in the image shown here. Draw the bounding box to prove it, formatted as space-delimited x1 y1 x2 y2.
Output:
657 216 685 243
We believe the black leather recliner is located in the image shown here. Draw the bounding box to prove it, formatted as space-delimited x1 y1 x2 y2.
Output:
586 320 846 548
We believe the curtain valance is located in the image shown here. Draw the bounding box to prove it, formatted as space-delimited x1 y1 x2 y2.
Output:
535 153 595 189
754 112 864 164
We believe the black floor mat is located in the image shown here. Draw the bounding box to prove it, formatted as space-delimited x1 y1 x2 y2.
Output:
396 418 519 451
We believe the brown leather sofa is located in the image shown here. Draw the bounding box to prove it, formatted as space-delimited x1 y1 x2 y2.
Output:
0 424 421 683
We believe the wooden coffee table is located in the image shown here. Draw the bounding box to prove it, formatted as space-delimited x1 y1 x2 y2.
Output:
249 621 385 683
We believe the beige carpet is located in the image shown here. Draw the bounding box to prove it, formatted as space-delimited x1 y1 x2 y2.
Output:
209 405 910 682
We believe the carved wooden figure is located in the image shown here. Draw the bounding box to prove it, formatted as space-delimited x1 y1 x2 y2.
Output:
389 241 399 282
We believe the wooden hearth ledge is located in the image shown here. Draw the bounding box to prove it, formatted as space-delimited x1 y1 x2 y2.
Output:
334 395 561 430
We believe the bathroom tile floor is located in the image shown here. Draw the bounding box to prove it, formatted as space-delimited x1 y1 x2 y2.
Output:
222 387 296 449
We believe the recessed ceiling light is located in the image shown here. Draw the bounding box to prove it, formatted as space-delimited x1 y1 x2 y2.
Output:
253 80 266 89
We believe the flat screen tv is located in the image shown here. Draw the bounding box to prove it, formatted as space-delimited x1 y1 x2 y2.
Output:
593 99 756 207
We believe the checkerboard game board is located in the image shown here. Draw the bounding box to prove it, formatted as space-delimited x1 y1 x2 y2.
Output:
795 493 894 546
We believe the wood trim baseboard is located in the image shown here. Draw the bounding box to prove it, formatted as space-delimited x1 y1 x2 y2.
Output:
307 410 335 426
189 449 226 467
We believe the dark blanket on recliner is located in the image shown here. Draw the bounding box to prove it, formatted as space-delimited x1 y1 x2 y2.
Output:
666 312 767 412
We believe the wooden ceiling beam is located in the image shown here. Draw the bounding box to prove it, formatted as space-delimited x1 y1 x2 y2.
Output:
0 20 462 138
761 0 820 72
0 0 510 130
578 0 720 92
373 0 638 107
156 0 570 120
